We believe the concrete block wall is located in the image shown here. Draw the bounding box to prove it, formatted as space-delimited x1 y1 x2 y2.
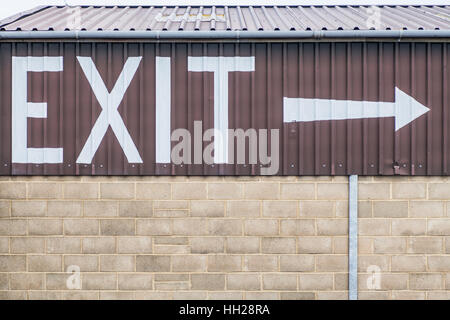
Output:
0 176 448 300
357 177 450 300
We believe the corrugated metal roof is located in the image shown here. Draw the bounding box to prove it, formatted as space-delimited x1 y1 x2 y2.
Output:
1 5 449 32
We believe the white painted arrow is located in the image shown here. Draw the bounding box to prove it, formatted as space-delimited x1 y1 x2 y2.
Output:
283 87 430 131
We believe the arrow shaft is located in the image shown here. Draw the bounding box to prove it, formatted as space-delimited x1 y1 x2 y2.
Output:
283 97 396 123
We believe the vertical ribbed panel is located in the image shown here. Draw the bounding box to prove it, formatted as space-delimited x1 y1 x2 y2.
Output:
0 41 448 176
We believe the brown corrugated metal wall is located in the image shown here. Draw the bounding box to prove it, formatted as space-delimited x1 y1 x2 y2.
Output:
0 41 448 175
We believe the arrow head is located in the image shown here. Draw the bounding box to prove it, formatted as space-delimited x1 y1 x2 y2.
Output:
395 87 430 131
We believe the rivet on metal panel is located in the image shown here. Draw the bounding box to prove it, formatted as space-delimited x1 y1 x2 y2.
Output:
393 162 400 175
290 124 296 133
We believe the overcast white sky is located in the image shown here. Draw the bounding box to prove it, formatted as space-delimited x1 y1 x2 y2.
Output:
1 0 449 21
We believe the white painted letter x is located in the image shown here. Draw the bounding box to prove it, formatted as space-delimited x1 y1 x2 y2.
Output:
76 56 143 164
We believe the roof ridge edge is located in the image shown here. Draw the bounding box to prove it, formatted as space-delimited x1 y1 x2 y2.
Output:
0 5 51 29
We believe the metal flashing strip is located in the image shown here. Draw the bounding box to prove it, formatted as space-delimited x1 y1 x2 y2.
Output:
0 30 449 40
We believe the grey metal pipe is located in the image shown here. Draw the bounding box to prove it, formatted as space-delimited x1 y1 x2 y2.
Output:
348 175 358 300
0 30 449 40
